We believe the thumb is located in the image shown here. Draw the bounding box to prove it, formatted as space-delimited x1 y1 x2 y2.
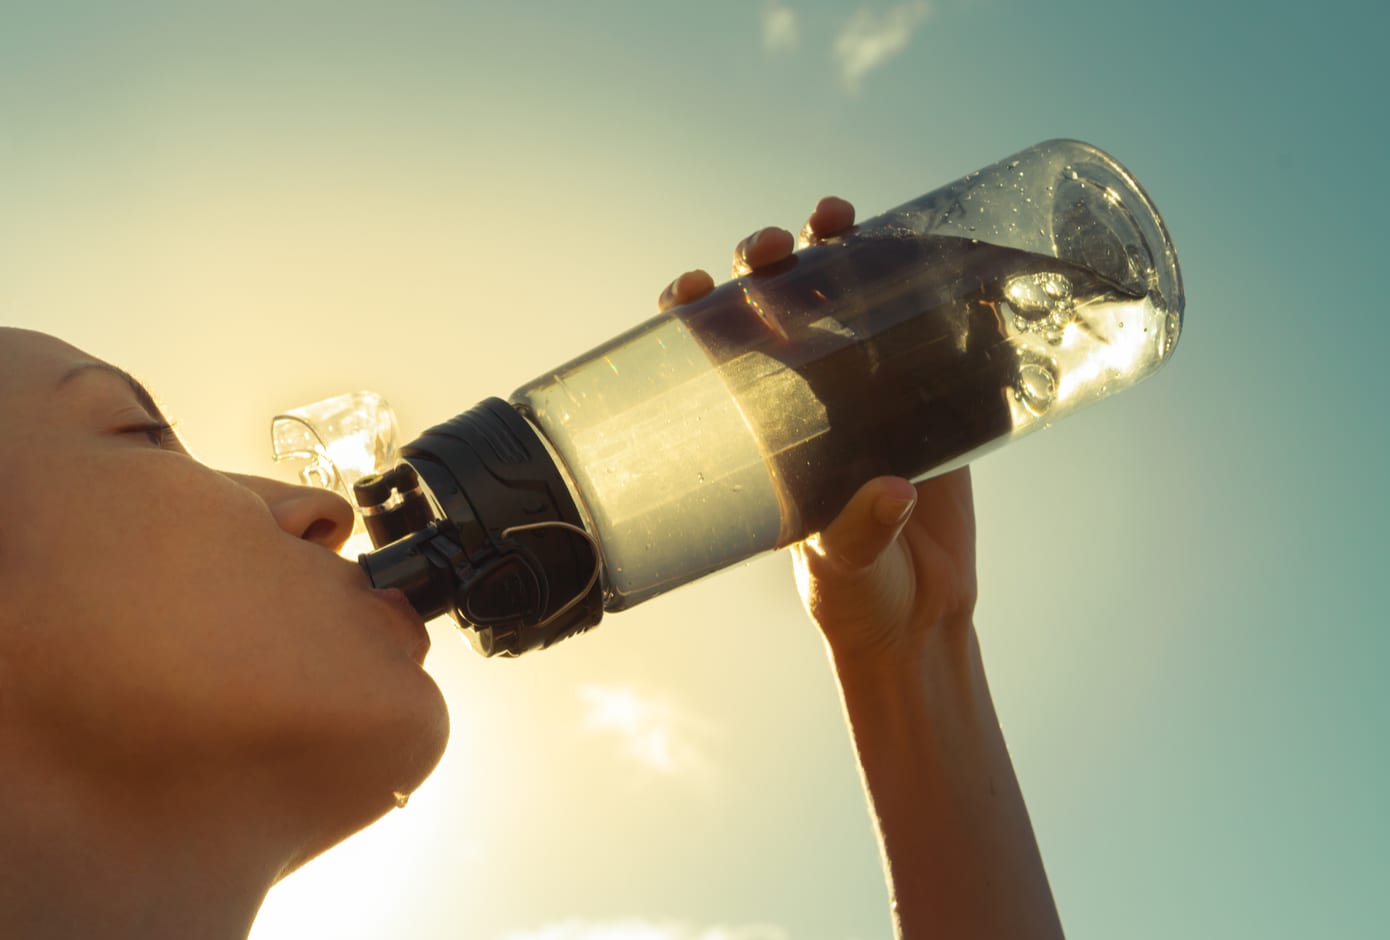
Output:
811 476 917 573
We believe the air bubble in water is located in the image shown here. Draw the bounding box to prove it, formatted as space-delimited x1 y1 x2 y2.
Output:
1015 355 1059 417
1004 272 1074 322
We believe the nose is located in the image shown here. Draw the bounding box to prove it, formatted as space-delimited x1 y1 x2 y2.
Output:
230 473 357 552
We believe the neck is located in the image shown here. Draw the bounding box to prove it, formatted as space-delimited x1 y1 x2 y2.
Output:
0 748 310 940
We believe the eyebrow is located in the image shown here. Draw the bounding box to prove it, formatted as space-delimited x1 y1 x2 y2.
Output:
56 362 168 421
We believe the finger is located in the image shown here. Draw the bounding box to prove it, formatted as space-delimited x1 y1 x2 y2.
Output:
658 269 716 311
798 196 856 247
731 226 795 277
806 476 917 574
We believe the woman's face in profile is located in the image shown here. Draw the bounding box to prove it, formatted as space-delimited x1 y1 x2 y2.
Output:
0 328 448 847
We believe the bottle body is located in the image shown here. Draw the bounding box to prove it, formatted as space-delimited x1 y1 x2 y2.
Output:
325 138 1184 656
513 139 1183 610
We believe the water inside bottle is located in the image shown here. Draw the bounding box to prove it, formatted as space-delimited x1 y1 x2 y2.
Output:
518 232 1175 608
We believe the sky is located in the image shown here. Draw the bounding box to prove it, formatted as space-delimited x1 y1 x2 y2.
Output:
2 0 1387 937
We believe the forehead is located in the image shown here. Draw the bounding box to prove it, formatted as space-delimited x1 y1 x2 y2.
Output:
0 328 98 402
0 329 107 496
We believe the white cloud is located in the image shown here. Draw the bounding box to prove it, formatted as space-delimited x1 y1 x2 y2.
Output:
832 1 931 94
496 919 788 940
762 1 800 53
577 683 714 779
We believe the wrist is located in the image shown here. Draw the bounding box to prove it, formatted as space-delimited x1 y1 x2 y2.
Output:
828 617 1006 756
827 614 979 691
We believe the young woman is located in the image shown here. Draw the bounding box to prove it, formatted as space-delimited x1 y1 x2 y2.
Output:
0 198 1062 939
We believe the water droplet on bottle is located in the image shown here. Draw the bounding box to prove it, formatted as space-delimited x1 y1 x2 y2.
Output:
393 791 410 809
732 483 743 493
1163 310 1181 357
697 472 705 483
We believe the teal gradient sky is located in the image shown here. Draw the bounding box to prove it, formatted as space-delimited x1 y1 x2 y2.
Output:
3 1 1386 938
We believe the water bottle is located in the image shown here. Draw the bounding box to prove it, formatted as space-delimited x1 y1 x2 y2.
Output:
274 139 1183 656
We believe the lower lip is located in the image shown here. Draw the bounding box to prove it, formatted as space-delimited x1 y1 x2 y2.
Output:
373 587 432 660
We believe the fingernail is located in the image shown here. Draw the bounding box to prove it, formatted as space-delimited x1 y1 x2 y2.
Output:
743 229 766 260
874 496 916 527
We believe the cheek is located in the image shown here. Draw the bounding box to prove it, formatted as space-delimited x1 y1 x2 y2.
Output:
4 456 287 714
64 458 280 623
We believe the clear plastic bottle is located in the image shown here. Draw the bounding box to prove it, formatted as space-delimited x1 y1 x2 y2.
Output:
289 139 1183 656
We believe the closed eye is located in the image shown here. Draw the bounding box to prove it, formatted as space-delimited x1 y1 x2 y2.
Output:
122 421 181 449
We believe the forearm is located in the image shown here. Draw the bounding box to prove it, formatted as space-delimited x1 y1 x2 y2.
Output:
831 623 1063 939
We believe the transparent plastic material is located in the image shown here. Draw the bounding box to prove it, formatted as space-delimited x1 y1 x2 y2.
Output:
270 391 401 517
513 140 1184 610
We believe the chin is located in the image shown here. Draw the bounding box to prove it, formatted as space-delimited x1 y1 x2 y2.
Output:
275 677 451 874
362 674 452 801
